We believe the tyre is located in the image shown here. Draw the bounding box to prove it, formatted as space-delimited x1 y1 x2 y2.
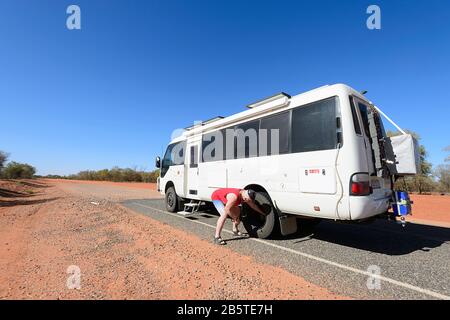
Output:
165 186 179 212
242 191 280 239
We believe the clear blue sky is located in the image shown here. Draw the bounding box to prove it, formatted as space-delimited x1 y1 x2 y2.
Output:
1 0 449 175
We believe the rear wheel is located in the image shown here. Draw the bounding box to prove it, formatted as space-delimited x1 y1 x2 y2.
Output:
165 186 179 212
242 192 280 239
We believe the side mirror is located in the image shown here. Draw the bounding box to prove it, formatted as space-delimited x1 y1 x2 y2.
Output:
155 156 161 168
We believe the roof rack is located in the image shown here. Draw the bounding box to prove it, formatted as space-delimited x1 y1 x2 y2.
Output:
184 116 224 131
246 92 291 109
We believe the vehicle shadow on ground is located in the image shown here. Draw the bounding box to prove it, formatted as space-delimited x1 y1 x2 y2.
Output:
124 199 450 256
296 220 450 256
0 197 60 207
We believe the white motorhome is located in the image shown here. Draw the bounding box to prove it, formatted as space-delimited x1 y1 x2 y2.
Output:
155 84 419 238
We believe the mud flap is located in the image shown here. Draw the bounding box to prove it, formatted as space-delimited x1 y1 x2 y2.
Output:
278 214 297 236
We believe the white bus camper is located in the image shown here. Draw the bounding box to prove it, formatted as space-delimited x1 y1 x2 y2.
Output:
155 84 419 238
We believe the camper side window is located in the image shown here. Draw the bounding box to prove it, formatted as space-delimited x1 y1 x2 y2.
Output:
202 130 226 162
260 111 290 155
235 120 259 159
291 97 339 153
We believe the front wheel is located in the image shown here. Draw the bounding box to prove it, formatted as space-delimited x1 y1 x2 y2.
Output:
165 186 179 212
242 191 280 239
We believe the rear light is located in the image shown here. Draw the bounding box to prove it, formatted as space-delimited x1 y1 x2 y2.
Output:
350 173 371 196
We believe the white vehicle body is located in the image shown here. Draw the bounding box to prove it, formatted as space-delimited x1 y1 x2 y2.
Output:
158 84 396 222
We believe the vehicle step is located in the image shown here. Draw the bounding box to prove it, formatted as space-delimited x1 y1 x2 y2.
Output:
184 203 201 207
177 210 199 216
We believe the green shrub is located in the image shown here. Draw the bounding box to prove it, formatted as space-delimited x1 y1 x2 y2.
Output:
66 167 159 183
1 161 36 179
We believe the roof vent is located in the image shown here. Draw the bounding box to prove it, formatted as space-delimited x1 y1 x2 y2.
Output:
184 116 224 131
246 92 291 109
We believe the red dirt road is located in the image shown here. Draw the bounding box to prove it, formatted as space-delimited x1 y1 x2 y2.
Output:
408 194 450 226
0 179 344 299
43 179 157 191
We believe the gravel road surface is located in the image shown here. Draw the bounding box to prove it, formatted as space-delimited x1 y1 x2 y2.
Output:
123 198 450 300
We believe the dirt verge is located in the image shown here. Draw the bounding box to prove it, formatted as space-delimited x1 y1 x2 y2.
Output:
0 179 344 299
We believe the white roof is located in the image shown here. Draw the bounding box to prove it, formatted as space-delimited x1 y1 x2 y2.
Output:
170 83 366 143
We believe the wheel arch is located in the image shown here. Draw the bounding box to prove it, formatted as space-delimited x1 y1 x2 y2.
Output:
164 181 183 212
243 184 270 196
164 181 175 194
243 184 277 207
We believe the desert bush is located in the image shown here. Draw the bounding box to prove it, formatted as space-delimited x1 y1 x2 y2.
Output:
66 167 159 183
42 174 64 179
394 175 439 194
445 145 450 163
435 164 450 193
1 161 36 179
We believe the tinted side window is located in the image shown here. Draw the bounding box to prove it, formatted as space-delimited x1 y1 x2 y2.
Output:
202 131 224 162
190 145 198 168
161 141 185 177
235 120 259 159
260 111 290 155
222 127 236 160
357 103 371 137
349 97 362 135
291 97 338 153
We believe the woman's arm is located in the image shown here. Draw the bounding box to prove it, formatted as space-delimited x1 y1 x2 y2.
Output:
247 200 267 216
224 193 238 217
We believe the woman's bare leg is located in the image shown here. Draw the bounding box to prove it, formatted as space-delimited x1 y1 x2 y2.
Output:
215 212 228 238
230 207 240 232
232 220 240 232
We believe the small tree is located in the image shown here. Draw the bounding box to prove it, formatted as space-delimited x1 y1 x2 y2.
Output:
435 164 450 193
2 162 36 179
445 145 450 163
0 150 9 171
434 146 450 193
